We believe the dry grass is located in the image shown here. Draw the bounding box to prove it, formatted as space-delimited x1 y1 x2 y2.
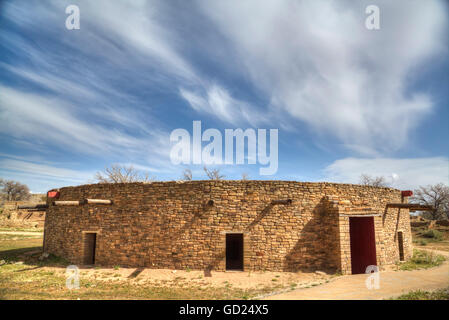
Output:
412 226 449 252
392 287 449 300
0 264 264 300
0 244 261 299
0 233 330 300
398 249 446 271
0 218 43 233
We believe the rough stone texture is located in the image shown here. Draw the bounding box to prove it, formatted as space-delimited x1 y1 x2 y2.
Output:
437 220 449 227
43 181 412 274
1 201 46 228
13 210 45 227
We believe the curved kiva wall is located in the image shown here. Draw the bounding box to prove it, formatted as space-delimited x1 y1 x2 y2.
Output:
43 181 412 274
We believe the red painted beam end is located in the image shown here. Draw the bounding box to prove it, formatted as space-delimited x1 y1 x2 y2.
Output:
401 190 413 197
47 190 60 198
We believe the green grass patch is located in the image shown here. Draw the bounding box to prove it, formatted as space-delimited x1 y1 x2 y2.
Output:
0 238 43 263
0 227 44 233
413 239 428 246
399 249 445 271
392 287 449 300
0 234 42 241
422 230 443 241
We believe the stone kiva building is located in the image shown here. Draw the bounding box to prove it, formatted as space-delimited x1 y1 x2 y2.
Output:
43 181 419 275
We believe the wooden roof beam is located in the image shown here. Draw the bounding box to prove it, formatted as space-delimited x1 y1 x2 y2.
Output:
17 204 48 210
84 199 112 205
386 203 434 211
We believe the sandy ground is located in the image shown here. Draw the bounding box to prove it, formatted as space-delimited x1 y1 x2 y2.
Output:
2 232 331 291
75 267 332 290
6 231 448 298
264 249 449 300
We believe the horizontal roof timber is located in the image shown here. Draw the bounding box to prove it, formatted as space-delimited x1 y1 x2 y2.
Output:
387 203 434 211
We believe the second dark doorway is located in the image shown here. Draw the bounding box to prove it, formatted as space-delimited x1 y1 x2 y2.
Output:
83 233 97 265
398 231 405 261
226 233 243 270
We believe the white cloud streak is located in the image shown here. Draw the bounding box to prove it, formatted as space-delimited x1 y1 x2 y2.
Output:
179 85 268 126
0 158 94 183
0 0 447 190
196 0 448 153
0 85 171 162
323 157 449 190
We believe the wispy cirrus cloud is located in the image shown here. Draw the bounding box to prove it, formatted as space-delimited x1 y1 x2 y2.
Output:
323 157 449 189
0 0 187 170
0 85 171 159
0 158 94 183
4 0 445 154
0 0 447 192
195 0 448 153
0 156 98 192
179 85 269 126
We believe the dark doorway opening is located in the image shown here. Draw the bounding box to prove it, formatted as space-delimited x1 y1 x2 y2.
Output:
226 233 243 270
398 231 405 261
83 233 97 265
349 217 377 274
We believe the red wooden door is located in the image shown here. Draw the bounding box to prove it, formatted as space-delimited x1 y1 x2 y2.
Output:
349 217 377 274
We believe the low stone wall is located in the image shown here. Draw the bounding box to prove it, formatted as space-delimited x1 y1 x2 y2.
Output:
437 220 449 227
14 210 45 227
411 221 429 228
44 181 412 274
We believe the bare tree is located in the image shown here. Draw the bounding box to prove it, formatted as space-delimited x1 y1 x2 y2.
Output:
241 173 249 181
410 183 449 220
0 179 30 201
203 166 225 180
359 174 389 187
95 164 156 183
0 178 3 201
181 169 193 181
0 179 4 209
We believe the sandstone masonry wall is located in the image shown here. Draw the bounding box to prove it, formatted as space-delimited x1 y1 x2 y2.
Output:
44 181 412 273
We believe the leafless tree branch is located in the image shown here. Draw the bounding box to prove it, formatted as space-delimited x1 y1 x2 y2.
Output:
359 174 389 187
95 164 157 183
203 166 225 180
181 169 193 181
410 183 449 220
0 178 31 201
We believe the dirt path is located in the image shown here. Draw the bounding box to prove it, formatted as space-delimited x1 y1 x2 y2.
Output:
264 249 449 300
0 231 43 236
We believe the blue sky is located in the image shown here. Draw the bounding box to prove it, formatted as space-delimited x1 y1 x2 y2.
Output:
0 0 448 193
